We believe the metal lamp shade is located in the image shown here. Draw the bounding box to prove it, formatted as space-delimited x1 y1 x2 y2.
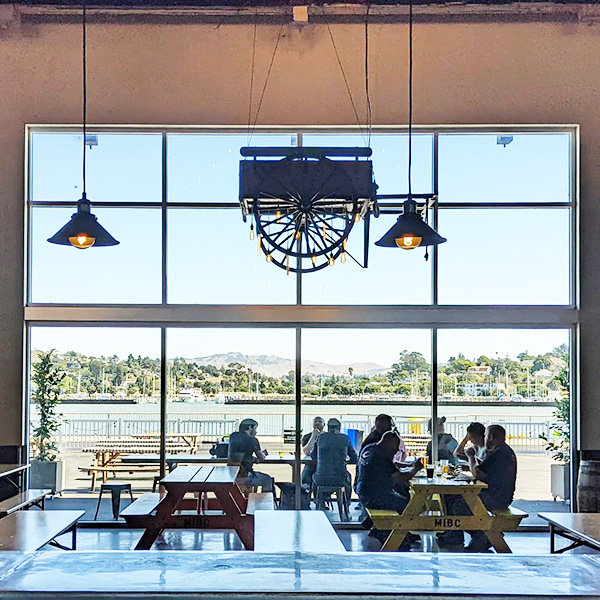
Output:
47 196 119 247
375 199 446 248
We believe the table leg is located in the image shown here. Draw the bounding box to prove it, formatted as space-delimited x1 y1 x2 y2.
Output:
550 523 555 554
135 528 162 550
214 486 253 550
72 523 77 550
486 531 511 553
382 528 408 551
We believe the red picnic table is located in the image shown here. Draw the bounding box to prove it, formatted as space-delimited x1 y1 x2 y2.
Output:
121 464 254 550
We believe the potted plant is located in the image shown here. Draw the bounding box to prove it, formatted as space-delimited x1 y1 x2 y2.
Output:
30 350 65 494
540 367 570 502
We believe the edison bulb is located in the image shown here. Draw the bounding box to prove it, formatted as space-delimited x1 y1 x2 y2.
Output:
69 233 95 249
395 234 422 250
276 210 282 223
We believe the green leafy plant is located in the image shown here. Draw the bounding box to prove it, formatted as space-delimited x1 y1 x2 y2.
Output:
31 350 65 462
540 366 570 464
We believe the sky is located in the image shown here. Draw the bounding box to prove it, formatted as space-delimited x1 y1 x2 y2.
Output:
29 130 572 364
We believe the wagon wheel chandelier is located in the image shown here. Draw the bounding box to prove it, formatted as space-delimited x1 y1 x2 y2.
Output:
239 146 378 273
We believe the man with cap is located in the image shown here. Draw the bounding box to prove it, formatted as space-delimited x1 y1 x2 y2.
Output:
228 418 273 492
311 418 358 501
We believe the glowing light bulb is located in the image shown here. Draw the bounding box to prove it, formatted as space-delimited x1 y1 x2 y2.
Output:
395 234 423 250
341 252 347 264
342 238 347 250
354 213 361 223
69 233 95 249
295 231 301 240
328 255 335 266
322 223 327 239
249 223 255 241
311 254 317 267
257 234 262 256
276 210 282 223
266 253 273 262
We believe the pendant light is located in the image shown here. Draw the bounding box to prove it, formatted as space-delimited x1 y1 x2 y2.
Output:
375 0 445 251
47 0 119 249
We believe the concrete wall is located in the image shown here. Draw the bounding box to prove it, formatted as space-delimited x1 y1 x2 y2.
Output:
1 15 598 448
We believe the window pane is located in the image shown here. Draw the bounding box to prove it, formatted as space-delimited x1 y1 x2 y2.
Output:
301 329 431 523
167 208 296 304
302 134 433 195
31 207 162 303
31 133 163 202
301 214 432 304
29 326 161 509
167 133 296 203
438 208 570 305
437 329 571 526
167 328 296 492
439 133 571 203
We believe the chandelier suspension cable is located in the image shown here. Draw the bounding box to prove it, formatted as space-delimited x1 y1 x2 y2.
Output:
246 16 258 146
325 13 367 145
82 0 87 196
408 0 413 198
364 2 373 147
248 18 285 144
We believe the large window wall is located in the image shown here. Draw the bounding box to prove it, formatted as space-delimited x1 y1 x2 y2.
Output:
25 126 577 523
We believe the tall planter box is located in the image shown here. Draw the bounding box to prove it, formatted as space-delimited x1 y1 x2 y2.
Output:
551 463 570 502
30 460 63 494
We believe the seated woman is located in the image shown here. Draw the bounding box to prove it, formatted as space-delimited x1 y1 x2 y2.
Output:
426 416 459 465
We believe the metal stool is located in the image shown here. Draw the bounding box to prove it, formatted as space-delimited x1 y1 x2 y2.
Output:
316 485 350 521
94 482 134 520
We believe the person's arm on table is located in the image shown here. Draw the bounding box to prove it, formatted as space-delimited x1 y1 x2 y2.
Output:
392 458 423 483
465 446 486 480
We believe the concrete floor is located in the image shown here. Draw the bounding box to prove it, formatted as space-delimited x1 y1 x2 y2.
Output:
43 527 599 555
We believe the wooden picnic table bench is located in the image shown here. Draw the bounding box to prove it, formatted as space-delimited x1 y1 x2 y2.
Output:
0 510 84 551
539 512 600 553
0 489 51 517
254 510 346 553
367 475 527 552
121 465 255 550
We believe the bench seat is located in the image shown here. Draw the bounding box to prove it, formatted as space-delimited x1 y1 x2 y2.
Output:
247 492 274 514
491 506 528 531
0 510 84 551
0 489 51 517
120 493 164 518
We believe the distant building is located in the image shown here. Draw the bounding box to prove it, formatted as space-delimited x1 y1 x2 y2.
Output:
467 365 492 376
463 382 502 396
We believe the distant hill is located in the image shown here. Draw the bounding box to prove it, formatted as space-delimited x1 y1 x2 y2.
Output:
185 352 388 378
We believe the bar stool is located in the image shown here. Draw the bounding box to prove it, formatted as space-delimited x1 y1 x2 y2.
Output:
94 482 134 520
315 485 350 521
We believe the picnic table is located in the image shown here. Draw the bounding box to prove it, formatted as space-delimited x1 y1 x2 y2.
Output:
0 465 29 494
368 474 524 553
121 453 313 480
121 465 255 550
539 512 600 553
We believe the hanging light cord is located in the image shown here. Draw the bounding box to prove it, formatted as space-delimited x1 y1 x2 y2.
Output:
407 0 413 198
364 2 372 147
246 17 258 146
82 0 87 196
248 18 285 144
326 15 367 145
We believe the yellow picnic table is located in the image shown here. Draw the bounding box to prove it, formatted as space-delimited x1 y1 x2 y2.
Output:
368 474 526 553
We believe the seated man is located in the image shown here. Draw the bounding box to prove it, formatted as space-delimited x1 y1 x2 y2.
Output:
311 418 357 501
228 418 273 493
301 416 325 490
356 430 422 514
361 414 394 450
454 421 486 462
443 424 517 551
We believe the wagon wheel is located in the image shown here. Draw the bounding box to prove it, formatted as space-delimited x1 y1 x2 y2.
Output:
253 157 359 273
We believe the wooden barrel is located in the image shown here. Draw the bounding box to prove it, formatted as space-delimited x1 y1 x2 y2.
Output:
577 461 600 512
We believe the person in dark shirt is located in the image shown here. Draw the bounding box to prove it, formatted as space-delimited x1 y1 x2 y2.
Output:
454 421 486 462
442 424 517 552
228 418 273 492
301 417 325 489
311 418 357 500
356 431 422 513
361 414 394 450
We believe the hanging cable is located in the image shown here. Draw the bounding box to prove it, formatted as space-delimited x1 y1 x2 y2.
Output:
325 14 367 145
364 2 372 147
246 16 258 146
248 18 285 142
408 0 413 197
82 0 87 195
